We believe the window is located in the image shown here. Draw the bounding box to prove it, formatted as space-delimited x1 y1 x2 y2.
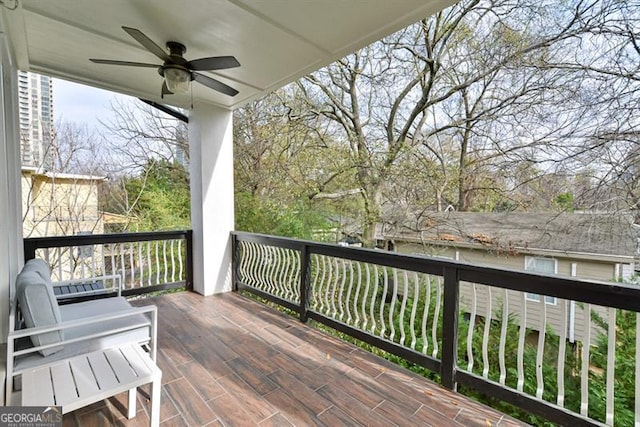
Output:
525 256 557 305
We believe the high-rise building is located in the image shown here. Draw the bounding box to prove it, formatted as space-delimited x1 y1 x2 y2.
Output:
18 71 54 169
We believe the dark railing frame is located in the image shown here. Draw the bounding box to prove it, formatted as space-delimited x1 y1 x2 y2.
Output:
24 230 193 297
232 231 640 427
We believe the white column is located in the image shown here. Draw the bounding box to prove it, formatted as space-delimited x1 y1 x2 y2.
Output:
0 33 24 343
188 102 234 295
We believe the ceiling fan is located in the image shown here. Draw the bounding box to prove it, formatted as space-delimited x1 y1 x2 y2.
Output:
90 26 240 98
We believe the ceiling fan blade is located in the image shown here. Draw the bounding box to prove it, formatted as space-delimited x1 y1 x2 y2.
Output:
90 58 159 68
161 81 173 99
187 56 240 71
122 26 170 61
194 73 239 97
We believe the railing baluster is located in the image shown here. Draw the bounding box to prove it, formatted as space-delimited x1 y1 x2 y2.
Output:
245 242 256 286
90 243 97 277
361 263 371 331
379 268 388 338
147 241 152 287
154 241 160 287
268 246 277 296
409 272 418 350
162 240 168 284
279 248 290 300
398 270 408 346
482 286 492 379
421 274 431 355
256 244 267 292
388 268 398 342
292 250 301 302
337 259 346 321
270 246 280 297
432 276 442 359
138 242 144 287
110 244 116 283
467 282 477 372
310 254 321 309
80 245 86 279
369 265 379 334
269 246 278 296
326 256 336 317
274 246 283 297
317 255 328 314
517 292 527 392
55 247 62 281
127 242 134 287
581 303 592 416
557 299 568 407
345 261 355 324
536 294 547 399
120 243 127 290
178 239 184 284
499 288 508 385
170 240 176 283
352 262 362 326
283 247 293 300
606 307 616 425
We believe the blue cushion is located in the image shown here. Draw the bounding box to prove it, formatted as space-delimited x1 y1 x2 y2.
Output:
16 271 64 356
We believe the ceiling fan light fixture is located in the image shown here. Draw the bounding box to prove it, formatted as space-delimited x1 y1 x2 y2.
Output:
164 67 191 94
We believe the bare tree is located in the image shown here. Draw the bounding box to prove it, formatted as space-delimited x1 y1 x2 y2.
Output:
100 98 189 173
22 121 108 238
272 0 640 244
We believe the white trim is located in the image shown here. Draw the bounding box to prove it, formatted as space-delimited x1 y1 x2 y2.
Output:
399 235 635 263
0 31 23 348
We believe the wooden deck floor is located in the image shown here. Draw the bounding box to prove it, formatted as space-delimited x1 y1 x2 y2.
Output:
62 291 528 426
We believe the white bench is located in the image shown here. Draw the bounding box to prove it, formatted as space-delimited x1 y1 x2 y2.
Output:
22 344 161 427
6 259 158 408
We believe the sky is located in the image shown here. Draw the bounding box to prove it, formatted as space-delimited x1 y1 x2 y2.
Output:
52 77 133 131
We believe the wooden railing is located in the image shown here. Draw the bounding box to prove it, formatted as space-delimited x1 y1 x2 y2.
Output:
232 231 640 427
24 230 193 298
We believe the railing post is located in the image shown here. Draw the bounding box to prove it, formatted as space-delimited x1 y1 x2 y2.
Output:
231 232 239 292
185 230 194 291
299 244 311 323
23 240 36 261
441 266 460 391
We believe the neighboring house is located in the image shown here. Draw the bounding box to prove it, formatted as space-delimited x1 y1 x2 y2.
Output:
21 167 106 238
21 167 107 281
377 212 640 342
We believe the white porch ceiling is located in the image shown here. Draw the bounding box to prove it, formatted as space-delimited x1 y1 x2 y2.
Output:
2 0 455 110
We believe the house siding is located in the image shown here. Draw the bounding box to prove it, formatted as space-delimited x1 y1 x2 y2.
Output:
397 242 623 343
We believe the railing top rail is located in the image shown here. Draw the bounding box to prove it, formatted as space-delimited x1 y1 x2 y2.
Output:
232 231 640 313
25 230 192 248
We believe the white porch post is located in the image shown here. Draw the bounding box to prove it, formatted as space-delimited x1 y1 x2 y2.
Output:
188 102 234 295
0 33 23 342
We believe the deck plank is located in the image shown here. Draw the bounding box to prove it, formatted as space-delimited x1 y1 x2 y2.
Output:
64 291 528 426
